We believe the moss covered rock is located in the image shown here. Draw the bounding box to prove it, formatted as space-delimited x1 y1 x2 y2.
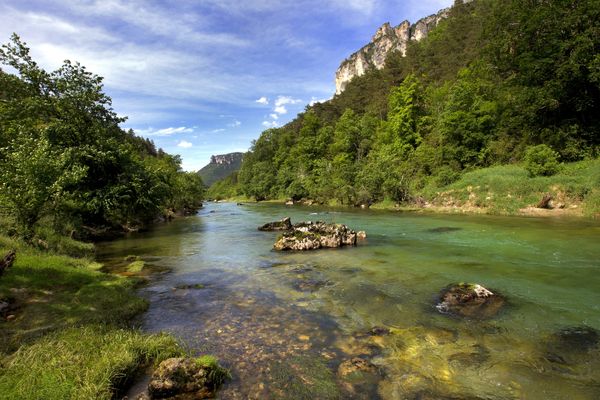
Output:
148 356 229 399
436 283 505 319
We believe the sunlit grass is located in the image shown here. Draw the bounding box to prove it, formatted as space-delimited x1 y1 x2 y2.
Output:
0 326 182 400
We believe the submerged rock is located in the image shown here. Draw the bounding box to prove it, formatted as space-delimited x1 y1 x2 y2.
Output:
435 283 505 319
427 227 462 233
148 357 228 399
367 326 391 336
258 217 292 231
338 357 378 378
552 326 599 352
273 221 358 251
293 278 331 292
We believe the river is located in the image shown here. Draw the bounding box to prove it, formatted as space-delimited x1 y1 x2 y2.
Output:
97 202 600 399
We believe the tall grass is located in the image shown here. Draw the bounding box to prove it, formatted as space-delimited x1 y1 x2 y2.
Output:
422 159 600 216
0 326 182 400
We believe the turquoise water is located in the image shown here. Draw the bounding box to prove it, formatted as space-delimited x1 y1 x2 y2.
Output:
97 203 600 399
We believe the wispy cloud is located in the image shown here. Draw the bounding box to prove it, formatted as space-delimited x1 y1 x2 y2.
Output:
135 126 194 136
228 120 242 128
256 96 269 105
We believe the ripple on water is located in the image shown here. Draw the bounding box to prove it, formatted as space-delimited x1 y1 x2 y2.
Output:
95 202 600 399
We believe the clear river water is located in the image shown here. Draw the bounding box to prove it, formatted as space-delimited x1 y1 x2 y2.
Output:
97 202 600 400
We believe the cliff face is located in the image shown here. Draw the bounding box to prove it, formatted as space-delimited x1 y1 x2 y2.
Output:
335 8 450 94
210 153 243 166
199 152 244 186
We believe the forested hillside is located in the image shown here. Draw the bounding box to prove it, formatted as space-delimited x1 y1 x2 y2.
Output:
0 35 205 241
199 152 244 187
222 0 599 211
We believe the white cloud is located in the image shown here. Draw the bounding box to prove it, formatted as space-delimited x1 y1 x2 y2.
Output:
177 140 193 148
262 121 279 128
271 95 303 115
255 96 269 105
211 128 225 133
269 113 279 120
228 120 242 128
135 126 193 136
274 95 302 107
274 105 287 115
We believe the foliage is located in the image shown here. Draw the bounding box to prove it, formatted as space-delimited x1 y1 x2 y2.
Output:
0 34 204 238
524 144 561 177
420 159 600 215
206 172 243 200
232 0 599 211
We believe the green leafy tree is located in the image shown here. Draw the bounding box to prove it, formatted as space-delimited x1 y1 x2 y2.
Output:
524 144 561 177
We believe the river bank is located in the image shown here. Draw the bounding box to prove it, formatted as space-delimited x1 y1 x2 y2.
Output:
218 160 600 219
0 231 224 399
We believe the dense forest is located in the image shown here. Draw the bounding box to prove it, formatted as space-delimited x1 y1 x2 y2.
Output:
217 0 599 208
0 35 205 242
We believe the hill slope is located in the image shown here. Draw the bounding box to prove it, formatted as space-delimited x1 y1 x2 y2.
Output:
198 152 244 186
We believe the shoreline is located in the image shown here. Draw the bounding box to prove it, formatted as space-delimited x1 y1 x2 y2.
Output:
218 198 593 220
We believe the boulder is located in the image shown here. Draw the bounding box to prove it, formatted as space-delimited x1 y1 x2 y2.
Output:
258 217 292 231
357 231 367 240
435 283 505 319
273 221 358 251
148 357 228 399
0 249 16 278
552 326 598 352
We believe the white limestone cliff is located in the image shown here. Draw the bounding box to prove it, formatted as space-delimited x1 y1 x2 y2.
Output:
335 8 450 94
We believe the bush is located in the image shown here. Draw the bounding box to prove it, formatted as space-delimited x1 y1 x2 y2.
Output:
524 144 560 177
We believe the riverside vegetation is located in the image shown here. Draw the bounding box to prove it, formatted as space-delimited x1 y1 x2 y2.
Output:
0 36 227 398
208 0 600 217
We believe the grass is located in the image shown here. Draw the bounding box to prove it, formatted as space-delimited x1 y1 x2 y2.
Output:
195 355 231 389
0 230 227 399
420 159 600 216
0 235 148 352
0 326 182 400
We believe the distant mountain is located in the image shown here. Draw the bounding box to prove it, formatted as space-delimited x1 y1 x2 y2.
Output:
198 152 244 186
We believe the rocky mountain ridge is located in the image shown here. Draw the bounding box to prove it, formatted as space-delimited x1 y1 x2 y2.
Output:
199 152 244 186
335 6 450 94
209 152 243 166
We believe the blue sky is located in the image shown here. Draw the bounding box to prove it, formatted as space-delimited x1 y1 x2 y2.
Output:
0 0 453 170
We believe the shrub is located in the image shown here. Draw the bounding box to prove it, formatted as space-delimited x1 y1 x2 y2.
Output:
524 144 560 177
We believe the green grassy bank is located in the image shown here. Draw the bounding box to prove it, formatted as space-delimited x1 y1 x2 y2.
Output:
0 233 207 399
418 159 600 217
209 160 600 218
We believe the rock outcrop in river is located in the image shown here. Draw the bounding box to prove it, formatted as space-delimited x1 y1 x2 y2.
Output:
258 217 292 231
260 219 359 251
435 283 505 319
